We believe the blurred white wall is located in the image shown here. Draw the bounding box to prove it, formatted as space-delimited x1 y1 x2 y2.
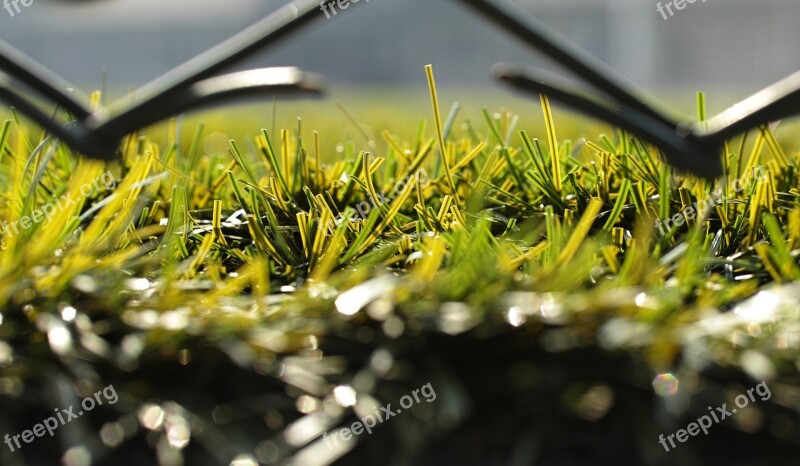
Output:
1 0 799 108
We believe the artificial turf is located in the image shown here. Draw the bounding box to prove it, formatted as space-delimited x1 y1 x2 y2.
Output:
1 69 799 465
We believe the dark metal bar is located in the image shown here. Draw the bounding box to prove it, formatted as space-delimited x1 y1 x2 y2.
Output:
701 71 800 141
90 0 331 139
104 68 324 136
0 73 103 155
493 64 722 178
455 0 679 129
0 39 92 119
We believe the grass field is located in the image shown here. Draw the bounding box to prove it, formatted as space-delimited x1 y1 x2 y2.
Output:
1 73 799 465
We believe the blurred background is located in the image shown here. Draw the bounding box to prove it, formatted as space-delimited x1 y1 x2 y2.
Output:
2 0 800 121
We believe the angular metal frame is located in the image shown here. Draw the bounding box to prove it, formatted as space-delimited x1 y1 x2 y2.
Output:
2 0 799 178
